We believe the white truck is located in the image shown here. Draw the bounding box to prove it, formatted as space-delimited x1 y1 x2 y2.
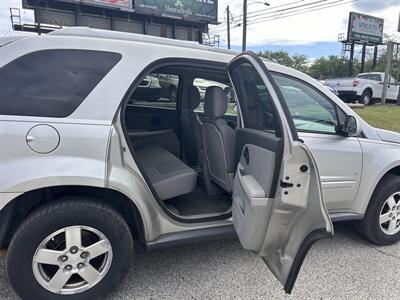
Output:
325 72 399 105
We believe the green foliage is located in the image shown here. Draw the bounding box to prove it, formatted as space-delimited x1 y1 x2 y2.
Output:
257 48 400 80
308 55 349 79
355 105 400 132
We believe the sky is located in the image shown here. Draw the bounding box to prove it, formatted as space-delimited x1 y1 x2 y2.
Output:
0 0 399 58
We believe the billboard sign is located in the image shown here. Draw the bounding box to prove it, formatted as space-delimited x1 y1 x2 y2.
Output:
135 0 218 24
56 0 133 10
347 12 384 44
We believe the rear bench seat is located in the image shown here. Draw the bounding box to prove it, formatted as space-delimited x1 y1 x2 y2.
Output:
135 145 197 200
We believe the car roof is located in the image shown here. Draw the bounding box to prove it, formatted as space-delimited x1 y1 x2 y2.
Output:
358 72 383 76
0 36 28 47
50 27 238 56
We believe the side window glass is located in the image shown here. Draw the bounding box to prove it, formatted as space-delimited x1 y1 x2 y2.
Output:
372 74 382 81
229 62 279 134
0 49 121 117
130 73 179 109
272 74 339 134
192 78 236 115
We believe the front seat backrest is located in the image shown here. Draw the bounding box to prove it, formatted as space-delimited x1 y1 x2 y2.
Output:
202 86 236 192
181 85 202 166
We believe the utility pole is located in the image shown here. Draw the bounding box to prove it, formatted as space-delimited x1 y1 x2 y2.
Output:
360 43 366 73
348 42 355 76
227 5 231 50
382 41 394 105
372 45 378 71
242 0 247 51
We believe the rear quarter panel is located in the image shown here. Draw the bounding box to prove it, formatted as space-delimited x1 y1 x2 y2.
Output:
0 118 110 203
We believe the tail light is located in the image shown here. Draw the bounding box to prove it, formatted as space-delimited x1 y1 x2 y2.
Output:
353 80 359 87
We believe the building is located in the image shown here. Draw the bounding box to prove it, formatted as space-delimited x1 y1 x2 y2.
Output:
11 0 219 45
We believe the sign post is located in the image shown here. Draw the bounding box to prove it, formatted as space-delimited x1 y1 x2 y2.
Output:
382 41 394 105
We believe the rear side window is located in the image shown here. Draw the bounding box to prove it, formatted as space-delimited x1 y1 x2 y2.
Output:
0 49 121 117
129 73 179 110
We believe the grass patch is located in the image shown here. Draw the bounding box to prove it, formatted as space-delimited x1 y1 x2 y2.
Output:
354 105 400 132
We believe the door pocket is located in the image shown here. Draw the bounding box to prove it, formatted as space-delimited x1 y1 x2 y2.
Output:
233 165 272 251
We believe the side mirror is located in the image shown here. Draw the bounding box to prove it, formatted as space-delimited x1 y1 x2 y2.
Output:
341 115 361 137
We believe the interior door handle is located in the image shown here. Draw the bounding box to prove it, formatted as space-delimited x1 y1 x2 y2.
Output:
243 147 250 165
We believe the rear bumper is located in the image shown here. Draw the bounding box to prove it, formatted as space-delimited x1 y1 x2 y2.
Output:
337 90 358 100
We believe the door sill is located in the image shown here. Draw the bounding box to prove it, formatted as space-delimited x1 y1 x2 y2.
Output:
146 225 236 251
329 212 364 222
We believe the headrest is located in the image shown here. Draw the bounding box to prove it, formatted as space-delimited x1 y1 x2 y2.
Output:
182 86 201 110
204 86 228 118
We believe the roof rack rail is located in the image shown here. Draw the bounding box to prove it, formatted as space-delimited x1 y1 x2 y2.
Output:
50 27 237 55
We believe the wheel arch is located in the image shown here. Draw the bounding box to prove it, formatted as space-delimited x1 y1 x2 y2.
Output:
359 164 400 216
0 185 146 249
362 87 373 97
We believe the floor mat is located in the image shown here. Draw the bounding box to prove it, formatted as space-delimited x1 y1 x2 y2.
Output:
165 187 232 216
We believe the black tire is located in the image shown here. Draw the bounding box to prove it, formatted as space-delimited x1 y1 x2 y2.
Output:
7 199 133 300
360 90 373 106
357 174 400 245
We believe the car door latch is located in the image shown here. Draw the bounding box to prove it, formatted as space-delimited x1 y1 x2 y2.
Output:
280 180 294 188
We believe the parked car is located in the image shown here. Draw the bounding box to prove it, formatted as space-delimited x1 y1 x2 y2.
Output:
325 72 399 105
156 73 179 101
320 80 339 96
155 73 233 101
130 75 161 101
2 28 400 299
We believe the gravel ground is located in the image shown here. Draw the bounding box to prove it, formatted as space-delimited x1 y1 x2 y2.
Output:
0 223 399 299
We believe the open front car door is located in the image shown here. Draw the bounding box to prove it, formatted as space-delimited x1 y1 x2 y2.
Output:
227 52 333 294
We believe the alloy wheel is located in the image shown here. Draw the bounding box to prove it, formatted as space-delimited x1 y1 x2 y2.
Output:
32 225 113 295
363 94 371 105
379 192 400 235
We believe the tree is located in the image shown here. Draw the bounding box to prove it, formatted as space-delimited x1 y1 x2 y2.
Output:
257 50 294 67
256 47 399 81
291 54 309 73
257 50 309 73
308 55 348 79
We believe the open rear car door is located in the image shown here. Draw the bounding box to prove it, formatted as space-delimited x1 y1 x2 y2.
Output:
227 52 334 294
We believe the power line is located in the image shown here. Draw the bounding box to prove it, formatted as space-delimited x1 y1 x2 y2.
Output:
234 0 305 21
234 0 328 23
248 0 358 25
247 0 346 24
208 0 357 36
210 0 338 34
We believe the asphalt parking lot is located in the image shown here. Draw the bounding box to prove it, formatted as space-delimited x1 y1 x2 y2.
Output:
0 223 399 299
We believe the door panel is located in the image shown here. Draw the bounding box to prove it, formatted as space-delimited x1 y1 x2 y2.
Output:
125 105 180 156
387 83 399 100
227 51 333 294
299 132 362 210
233 129 280 250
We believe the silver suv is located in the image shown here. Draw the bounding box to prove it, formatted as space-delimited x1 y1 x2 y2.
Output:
1 28 400 299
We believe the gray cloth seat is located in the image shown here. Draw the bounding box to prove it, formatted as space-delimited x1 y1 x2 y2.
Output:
135 145 197 200
202 86 236 193
180 85 203 166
